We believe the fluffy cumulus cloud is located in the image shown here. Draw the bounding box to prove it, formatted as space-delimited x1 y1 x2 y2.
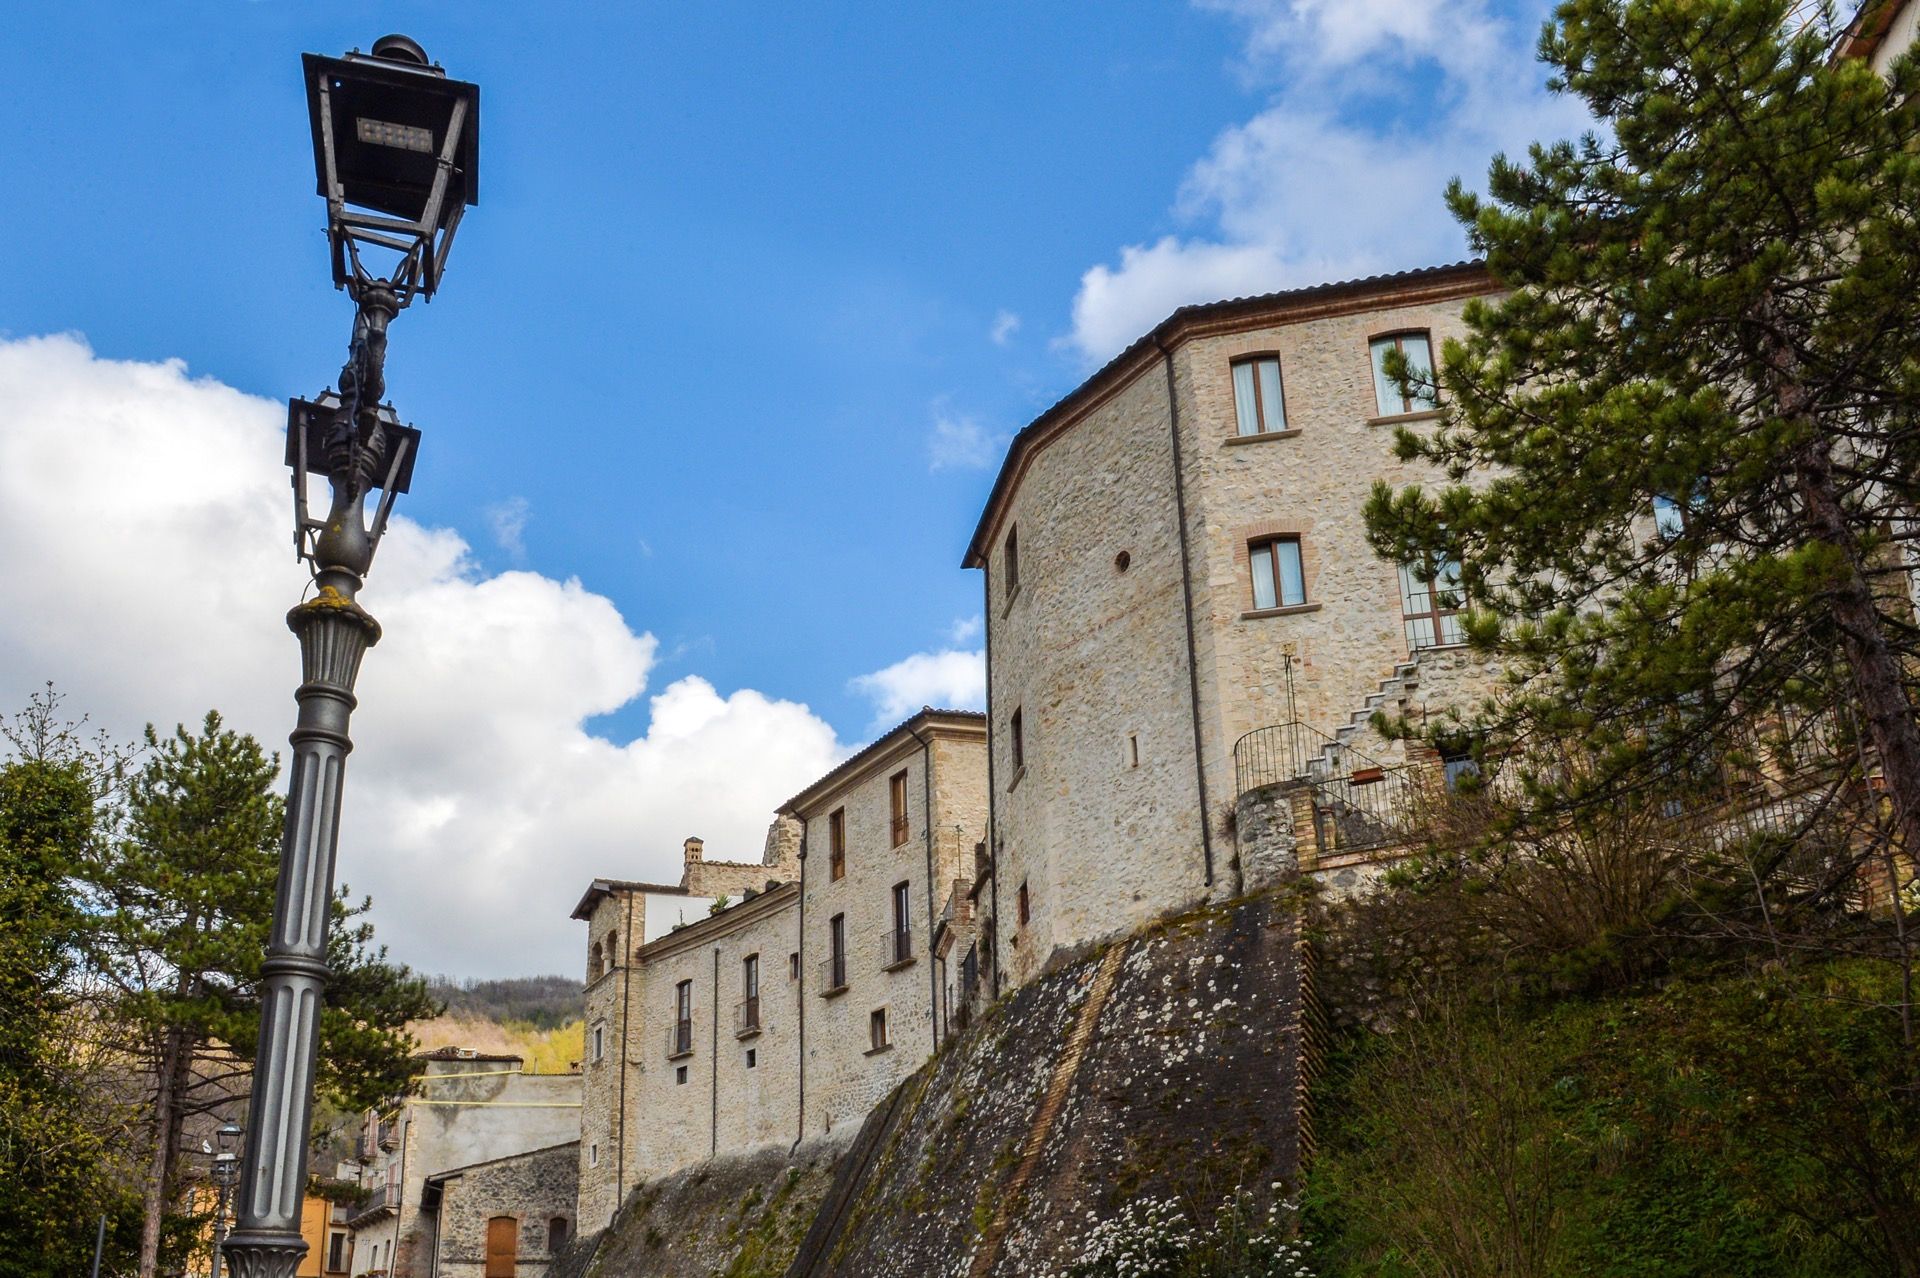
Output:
0 334 846 978
1065 0 1587 363
848 648 985 731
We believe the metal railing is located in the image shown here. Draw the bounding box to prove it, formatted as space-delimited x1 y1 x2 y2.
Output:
1307 766 1423 854
1233 720 1346 794
664 1020 693 1058
880 928 915 969
734 996 761 1038
818 954 848 995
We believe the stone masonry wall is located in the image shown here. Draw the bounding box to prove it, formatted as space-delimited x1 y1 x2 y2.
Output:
1174 287 1497 893
623 886 803 1187
797 735 948 1140
432 1141 580 1278
985 364 1208 989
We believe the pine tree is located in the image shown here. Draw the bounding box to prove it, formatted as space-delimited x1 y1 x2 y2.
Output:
87 712 436 1278
1365 2 1920 858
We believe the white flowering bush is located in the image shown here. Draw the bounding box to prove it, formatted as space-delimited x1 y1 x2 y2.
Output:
1055 1187 1316 1278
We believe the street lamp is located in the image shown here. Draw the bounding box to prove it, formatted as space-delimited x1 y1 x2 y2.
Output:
223 35 478 1278
209 1122 242 1278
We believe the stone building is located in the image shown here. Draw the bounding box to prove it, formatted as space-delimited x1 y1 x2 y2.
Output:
570 709 988 1229
963 262 1503 988
420 1141 580 1278
346 1050 581 1278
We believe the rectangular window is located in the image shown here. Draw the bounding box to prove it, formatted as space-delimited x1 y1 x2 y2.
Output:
1231 355 1287 436
673 980 692 1055
1250 538 1306 610
828 808 846 880
1370 331 1436 416
889 769 910 847
829 913 847 991
1010 709 1024 772
675 1065 688 1085
589 1143 599 1168
1005 525 1020 597
1126 733 1139 769
591 1023 604 1062
328 1232 348 1273
889 881 912 965
1017 879 1031 926
746 1048 757 1068
870 1007 890 1052
1399 555 1465 650
789 951 799 980
1441 746 1481 792
743 954 759 1000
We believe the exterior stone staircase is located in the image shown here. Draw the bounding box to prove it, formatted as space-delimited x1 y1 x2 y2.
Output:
1309 657 1423 780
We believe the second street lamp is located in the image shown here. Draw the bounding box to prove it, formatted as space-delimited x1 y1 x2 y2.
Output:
223 35 479 1278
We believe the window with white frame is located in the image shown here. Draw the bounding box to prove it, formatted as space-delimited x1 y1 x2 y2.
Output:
1370 331 1436 416
1399 554 1465 650
591 1022 604 1062
1249 537 1306 610
1230 355 1287 436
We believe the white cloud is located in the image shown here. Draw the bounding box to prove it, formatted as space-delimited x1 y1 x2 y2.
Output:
948 615 983 645
0 334 846 979
849 649 986 731
485 495 530 560
928 408 1009 472
989 309 1022 345
1065 0 1586 363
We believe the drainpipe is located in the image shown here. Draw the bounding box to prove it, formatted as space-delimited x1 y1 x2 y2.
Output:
906 719 939 1054
710 945 720 1156
1157 336 1216 888
982 564 1003 997
614 889 635 1217
792 821 808 1151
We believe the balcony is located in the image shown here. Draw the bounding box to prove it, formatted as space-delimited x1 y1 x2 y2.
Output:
818 954 848 997
664 1020 694 1060
345 1179 401 1229
880 928 915 972
734 996 761 1039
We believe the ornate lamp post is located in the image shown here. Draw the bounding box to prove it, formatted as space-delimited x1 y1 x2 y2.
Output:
223 36 479 1278
209 1121 242 1278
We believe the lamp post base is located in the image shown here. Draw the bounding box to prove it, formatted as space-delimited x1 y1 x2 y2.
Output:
219 1231 307 1278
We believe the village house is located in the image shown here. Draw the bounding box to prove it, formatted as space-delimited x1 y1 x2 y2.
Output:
346 1049 580 1278
964 261 1505 987
570 709 987 1229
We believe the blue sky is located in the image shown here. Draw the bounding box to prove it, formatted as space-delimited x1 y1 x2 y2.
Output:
0 1 1573 974
6 1 1283 738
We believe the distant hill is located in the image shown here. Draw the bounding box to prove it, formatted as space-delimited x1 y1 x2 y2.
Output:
424 975 581 1030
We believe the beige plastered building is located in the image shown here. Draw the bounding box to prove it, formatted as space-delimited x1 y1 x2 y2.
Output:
345 1050 580 1278
571 709 988 1229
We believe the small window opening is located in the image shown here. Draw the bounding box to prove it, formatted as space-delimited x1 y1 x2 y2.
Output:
1114 550 1131 572
675 1065 688 1085
746 1048 757 1069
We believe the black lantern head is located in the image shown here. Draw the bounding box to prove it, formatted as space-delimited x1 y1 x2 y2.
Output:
303 35 480 304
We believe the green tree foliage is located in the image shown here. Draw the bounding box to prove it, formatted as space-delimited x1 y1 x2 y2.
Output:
1311 964 1919 1277
1363 0 1920 870
16 705 441 1278
0 754 143 1274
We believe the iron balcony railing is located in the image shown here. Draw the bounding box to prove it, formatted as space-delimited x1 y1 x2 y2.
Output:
664 1019 693 1059
1307 766 1422 854
734 996 761 1038
345 1178 401 1228
818 954 848 996
1233 720 1345 795
881 928 915 969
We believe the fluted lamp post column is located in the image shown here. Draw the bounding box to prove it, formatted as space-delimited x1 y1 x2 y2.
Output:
223 35 478 1278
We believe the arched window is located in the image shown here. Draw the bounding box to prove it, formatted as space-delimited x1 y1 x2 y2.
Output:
588 941 603 982
485 1216 517 1278
547 1216 569 1253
